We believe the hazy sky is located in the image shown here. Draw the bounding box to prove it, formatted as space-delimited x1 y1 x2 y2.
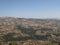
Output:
0 0 60 18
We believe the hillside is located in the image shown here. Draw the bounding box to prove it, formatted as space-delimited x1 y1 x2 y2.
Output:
0 17 60 42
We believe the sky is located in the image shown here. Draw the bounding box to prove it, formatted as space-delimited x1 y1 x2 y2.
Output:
0 0 60 19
